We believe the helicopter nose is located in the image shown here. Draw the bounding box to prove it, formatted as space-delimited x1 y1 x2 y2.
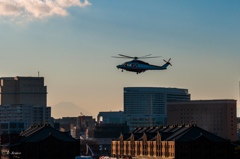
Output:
117 65 121 69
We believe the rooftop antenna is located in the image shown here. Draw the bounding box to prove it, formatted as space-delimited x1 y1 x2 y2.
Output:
38 71 40 77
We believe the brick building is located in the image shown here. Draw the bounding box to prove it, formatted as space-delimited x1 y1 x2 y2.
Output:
111 124 232 159
167 100 237 141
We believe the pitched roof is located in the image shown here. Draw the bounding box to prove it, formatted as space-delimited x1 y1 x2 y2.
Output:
20 124 77 142
166 126 228 142
121 124 229 143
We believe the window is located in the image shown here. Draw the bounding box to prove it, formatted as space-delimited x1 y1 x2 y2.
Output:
10 123 17 128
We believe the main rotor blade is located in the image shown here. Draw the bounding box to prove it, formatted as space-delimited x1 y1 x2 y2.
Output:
139 54 152 57
112 56 130 58
139 56 161 59
118 54 134 58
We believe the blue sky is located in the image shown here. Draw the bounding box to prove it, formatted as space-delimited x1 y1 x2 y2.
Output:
0 0 240 118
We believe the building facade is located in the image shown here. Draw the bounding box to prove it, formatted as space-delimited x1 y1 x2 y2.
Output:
0 121 24 134
124 87 190 129
0 77 51 129
86 122 129 156
237 117 240 140
0 77 47 106
167 100 237 141
98 87 191 130
97 111 126 123
124 87 190 115
77 116 95 131
112 124 232 159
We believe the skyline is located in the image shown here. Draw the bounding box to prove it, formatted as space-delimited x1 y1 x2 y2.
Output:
0 0 240 118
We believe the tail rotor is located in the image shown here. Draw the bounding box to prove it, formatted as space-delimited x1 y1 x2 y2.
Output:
163 58 172 66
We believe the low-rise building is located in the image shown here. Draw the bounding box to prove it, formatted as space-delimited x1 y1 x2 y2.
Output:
0 123 80 159
88 122 129 139
112 124 232 159
86 122 129 156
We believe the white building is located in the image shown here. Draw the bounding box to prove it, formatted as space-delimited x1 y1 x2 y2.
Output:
0 77 51 129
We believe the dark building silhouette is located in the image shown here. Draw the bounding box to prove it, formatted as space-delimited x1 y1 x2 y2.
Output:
86 122 129 156
89 122 129 138
112 124 232 159
0 123 80 159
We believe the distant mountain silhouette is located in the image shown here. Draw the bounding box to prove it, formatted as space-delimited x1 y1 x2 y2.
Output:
51 102 95 119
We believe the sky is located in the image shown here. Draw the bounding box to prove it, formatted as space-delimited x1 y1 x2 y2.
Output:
0 0 240 118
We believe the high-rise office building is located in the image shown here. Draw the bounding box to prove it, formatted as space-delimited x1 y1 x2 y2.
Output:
0 77 47 106
124 87 190 115
123 87 190 129
0 76 51 129
98 87 190 130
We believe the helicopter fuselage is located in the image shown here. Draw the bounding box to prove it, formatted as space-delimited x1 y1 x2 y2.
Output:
116 60 170 73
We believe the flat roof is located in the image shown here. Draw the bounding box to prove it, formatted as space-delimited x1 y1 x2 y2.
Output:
168 99 236 105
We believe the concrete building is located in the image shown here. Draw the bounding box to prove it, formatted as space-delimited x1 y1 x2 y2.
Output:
55 116 95 132
167 100 237 141
98 87 190 130
71 126 81 139
0 104 51 129
87 122 129 139
0 77 47 106
237 117 240 140
0 77 51 129
97 111 126 123
0 121 24 134
76 116 95 131
86 122 129 156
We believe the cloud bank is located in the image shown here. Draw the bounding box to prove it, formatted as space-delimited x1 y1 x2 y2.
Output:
0 0 91 19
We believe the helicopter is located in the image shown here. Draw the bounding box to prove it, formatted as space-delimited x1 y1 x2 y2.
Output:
112 54 172 74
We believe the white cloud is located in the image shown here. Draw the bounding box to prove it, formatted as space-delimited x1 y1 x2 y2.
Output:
0 0 91 19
